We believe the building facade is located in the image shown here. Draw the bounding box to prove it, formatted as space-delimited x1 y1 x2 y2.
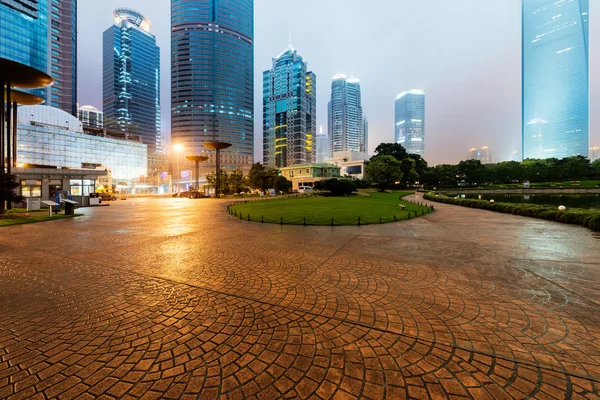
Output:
327 151 369 180
171 0 254 174
316 126 329 164
17 105 147 183
103 8 161 154
1 0 77 113
263 45 316 168
328 74 366 156
280 163 341 191
468 148 479 160
523 0 589 160
78 105 104 129
590 147 600 162
395 89 425 157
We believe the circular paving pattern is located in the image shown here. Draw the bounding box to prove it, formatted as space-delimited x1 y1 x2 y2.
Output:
1 196 600 399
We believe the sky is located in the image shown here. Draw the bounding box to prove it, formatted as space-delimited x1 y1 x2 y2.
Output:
77 0 599 166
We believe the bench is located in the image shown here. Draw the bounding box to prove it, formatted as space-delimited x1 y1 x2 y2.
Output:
398 204 407 210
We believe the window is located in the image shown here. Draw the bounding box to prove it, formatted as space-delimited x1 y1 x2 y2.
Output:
21 180 42 198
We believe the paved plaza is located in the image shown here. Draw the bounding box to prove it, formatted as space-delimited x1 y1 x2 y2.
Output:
1 195 600 399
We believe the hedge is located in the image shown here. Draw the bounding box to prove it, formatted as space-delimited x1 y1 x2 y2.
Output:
424 192 600 232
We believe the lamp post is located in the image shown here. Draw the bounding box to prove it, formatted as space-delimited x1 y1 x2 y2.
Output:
203 141 231 197
185 155 208 192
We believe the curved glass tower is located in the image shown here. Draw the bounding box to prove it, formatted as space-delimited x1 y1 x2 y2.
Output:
171 0 254 173
522 0 589 160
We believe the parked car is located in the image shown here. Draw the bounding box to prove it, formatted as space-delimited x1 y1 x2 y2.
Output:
98 192 117 201
172 191 191 198
298 186 313 193
189 192 205 199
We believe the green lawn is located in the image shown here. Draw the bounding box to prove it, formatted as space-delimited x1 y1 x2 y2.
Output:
0 212 81 227
229 191 432 225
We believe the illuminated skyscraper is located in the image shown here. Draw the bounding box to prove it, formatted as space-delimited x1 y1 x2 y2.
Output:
1 0 77 114
263 45 316 167
468 148 479 160
103 8 161 153
522 0 589 160
316 126 329 164
395 89 425 157
171 0 254 172
328 74 365 155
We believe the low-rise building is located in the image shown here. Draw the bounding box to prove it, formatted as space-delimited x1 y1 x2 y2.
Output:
280 163 341 191
327 151 369 180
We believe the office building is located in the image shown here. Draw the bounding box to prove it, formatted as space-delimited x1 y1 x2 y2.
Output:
263 44 316 167
171 0 254 173
362 114 369 155
103 8 161 154
523 0 589 160
17 105 147 183
468 148 479 160
479 146 496 165
280 163 341 191
1 0 77 114
590 147 600 162
328 74 366 155
395 89 425 157
316 126 329 164
78 105 104 129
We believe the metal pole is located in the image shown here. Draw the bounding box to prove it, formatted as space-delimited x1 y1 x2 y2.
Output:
216 148 220 197
12 101 17 168
1 83 4 171
5 84 10 175
195 160 200 191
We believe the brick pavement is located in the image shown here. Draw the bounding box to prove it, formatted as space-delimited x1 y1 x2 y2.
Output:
1 195 600 399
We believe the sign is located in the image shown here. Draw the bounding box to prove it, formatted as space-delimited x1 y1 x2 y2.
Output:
181 170 191 180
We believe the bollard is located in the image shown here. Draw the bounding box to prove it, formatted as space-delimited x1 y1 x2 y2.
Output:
331 217 334 227
248 214 250 221
234 210 237 217
240 213 242 220
408 213 411 220
358 217 361 226
304 217 306 226
261 216 264 223
380 217 383 224
422 210 424 216
393 215 397 222
280 216 283 225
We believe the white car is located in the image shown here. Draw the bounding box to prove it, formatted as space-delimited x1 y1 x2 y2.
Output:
298 186 313 193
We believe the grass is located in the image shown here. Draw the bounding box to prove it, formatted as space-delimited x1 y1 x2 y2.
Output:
424 192 600 231
447 180 600 191
0 212 82 227
229 191 433 226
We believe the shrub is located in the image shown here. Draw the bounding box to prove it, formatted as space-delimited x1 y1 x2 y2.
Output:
424 192 600 231
314 179 357 196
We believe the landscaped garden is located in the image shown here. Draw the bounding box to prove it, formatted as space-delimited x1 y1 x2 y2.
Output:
229 191 432 226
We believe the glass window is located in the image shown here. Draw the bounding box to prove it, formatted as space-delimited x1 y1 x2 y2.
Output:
21 180 42 198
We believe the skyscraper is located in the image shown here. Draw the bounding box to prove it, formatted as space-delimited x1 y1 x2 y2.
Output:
328 74 365 155
1 0 77 114
78 105 104 129
263 44 316 167
395 89 425 157
362 113 369 155
468 148 479 160
171 0 254 172
103 8 161 154
316 126 329 164
522 0 589 160
590 147 600 162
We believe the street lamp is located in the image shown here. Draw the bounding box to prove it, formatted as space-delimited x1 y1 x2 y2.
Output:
203 141 231 197
186 155 208 193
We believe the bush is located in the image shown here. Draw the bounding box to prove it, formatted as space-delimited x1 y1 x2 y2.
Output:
424 192 600 231
314 179 357 196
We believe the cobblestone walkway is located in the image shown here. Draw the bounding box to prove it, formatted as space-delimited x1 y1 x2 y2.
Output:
1 195 600 399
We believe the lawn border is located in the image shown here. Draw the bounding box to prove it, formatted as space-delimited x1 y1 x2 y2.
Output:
424 192 600 232
0 213 83 227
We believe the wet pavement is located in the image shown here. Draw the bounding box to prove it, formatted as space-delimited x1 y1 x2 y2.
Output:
1 194 599 399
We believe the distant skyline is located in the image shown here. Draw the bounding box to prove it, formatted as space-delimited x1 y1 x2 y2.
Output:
76 0 600 165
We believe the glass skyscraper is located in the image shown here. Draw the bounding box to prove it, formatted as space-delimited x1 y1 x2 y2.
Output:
263 45 316 167
395 89 425 157
522 0 589 160
328 74 366 155
316 126 329 164
1 0 77 115
103 8 162 154
171 0 254 173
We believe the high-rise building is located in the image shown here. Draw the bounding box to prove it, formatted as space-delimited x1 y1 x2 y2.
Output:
263 44 316 168
103 8 161 154
395 89 425 157
480 146 493 164
328 74 365 155
78 105 104 129
468 148 479 160
522 0 589 160
590 147 600 162
171 0 254 173
1 0 77 114
362 113 369 155
316 126 329 164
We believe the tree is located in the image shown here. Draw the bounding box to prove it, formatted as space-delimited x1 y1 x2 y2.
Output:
273 176 292 193
228 171 246 194
247 163 266 189
313 178 357 196
0 172 24 214
373 143 408 161
408 153 428 178
457 159 486 186
366 155 403 191
400 158 419 187
206 170 230 194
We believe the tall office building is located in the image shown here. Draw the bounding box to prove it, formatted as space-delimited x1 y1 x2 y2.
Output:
590 147 600 162
78 105 104 129
171 0 254 173
328 74 365 155
1 0 77 114
480 146 495 164
362 113 369 155
395 89 425 157
103 8 161 154
316 126 329 164
468 148 479 160
263 45 316 167
523 0 589 160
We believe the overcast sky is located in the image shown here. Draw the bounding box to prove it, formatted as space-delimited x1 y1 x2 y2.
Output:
77 0 599 165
